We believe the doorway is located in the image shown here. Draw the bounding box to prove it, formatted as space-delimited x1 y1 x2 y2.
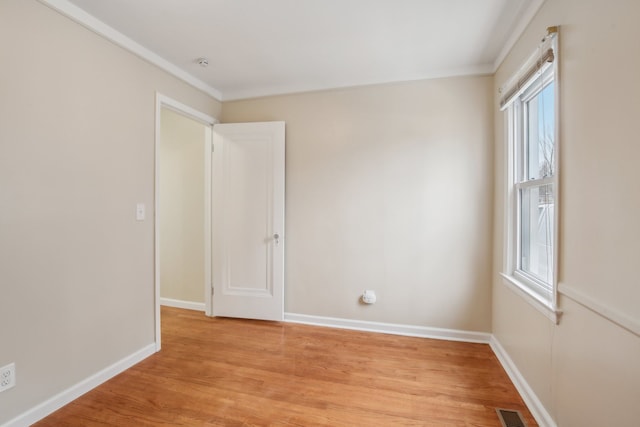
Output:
155 94 216 350
159 108 209 310
154 95 286 351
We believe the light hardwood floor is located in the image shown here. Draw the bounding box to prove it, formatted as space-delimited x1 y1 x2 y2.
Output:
35 307 536 426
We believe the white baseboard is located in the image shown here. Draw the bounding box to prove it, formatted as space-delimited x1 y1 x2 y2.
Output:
2 315 552 427
489 336 557 427
160 297 205 312
285 313 555 426
2 344 156 427
284 312 492 344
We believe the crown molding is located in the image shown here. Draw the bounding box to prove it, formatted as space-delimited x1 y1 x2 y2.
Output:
38 0 223 101
493 0 547 72
223 63 494 101
38 0 545 102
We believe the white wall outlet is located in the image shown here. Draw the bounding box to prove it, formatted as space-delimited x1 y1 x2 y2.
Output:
362 290 377 304
0 363 16 392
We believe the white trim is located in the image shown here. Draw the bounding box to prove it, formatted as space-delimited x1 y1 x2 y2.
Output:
2 344 155 427
284 313 491 344
160 298 206 312
37 0 222 101
558 283 640 338
38 0 544 102
156 94 218 126
490 336 557 427
154 93 217 350
493 0 546 72
223 64 494 101
500 273 561 324
154 96 162 352
203 127 213 317
550 36 561 310
517 176 554 189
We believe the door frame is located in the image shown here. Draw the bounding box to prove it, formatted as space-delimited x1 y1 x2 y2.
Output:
154 93 218 351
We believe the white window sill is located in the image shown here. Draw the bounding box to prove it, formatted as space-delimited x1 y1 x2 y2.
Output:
500 273 562 324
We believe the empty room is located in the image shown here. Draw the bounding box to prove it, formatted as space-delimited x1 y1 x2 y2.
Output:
1 0 638 426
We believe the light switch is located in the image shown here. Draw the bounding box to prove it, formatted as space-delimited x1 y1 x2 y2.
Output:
136 203 145 221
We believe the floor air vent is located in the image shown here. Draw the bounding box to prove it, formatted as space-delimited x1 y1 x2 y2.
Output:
496 408 527 427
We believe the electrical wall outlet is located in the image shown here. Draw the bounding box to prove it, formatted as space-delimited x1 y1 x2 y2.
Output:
0 363 16 392
362 290 377 304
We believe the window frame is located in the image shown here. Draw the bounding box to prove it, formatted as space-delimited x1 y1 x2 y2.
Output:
501 37 561 323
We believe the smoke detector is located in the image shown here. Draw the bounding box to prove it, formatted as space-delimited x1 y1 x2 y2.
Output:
196 57 209 67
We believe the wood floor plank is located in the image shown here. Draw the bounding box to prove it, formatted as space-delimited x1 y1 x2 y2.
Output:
34 307 537 426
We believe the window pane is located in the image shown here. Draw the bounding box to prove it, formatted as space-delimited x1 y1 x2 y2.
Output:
520 184 554 285
526 82 555 180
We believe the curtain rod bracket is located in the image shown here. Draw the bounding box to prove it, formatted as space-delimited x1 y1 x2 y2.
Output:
542 26 559 42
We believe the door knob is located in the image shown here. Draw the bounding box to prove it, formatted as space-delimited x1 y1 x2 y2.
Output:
273 233 280 245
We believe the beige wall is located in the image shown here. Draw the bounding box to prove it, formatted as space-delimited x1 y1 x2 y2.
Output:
223 76 494 331
159 109 206 304
492 0 640 425
0 0 219 423
4 0 638 425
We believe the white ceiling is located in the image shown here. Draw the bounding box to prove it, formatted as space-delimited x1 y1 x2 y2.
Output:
49 0 543 100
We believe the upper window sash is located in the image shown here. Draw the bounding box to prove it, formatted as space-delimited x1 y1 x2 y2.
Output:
499 26 557 111
516 72 555 185
520 65 555 104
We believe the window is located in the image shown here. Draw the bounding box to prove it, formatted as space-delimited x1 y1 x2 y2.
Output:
500 28 559 320
515 73 555 297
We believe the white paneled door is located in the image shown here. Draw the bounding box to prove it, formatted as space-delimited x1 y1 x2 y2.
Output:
211 122 285 321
